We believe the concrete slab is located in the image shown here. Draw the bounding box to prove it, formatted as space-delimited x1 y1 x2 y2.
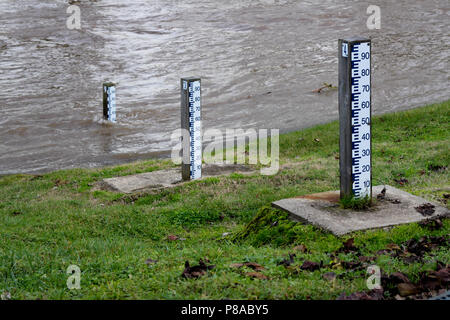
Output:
101 169 181 193
272 185 450 236
100 164 255 193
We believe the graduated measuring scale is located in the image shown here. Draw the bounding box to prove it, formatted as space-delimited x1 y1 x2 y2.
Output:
339 38 372 199
181 78 202 181
103 82 117 123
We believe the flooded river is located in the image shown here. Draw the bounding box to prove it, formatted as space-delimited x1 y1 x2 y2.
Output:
0 0 448 174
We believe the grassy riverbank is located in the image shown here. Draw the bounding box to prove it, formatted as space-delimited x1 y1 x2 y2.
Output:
1 101 449 299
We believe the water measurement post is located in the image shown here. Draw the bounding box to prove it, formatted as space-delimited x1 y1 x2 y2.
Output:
103 82 116 123
181 78 202 181
338 38 372 200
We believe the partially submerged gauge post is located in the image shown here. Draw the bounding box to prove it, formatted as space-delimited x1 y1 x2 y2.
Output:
338 37 372 200
103 82 117 123
181 78 202 181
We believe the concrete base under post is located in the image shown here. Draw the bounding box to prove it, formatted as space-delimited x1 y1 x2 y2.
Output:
100 164 255 193
272 185 449 236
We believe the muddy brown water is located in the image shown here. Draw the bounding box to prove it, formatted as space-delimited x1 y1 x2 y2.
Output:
0 0 448 175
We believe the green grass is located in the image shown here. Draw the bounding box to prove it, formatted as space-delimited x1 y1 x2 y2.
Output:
0 101 449 300
339 195 372 210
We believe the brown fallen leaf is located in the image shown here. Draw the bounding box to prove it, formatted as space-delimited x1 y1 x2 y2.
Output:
181 259 215 279
358 256 375 263
419 218 443 230
375 249 391 256
377 188 386 200
415 203 435 216
230 262 265 271
300 261 321 271
435 268 450 284
278 254 296 267
53 179 69 187
167 235 179 241
244 262 265 271
337 237 358 253
245 272 268 280
379 236 448 264
377 265 450 299
389 272 411 284
386 243 401 251
427 164 447 172
394 178 408 186
403 235 447 257
341 261 363 271
398 283 420 297
337 289 384 300
419 272 441 291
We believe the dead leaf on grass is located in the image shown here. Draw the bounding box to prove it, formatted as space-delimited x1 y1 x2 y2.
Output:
230 262 265 271
358 256 375 263
394 178 408 186
53 179 69 187
181 259 215 279
340 261 363 271
427 164 447 172
337 289 384 300
389 272 411 284
398 283 420 297
337 238 358 254
277 254 296 267
386 243 401 251
245 272 268 280
419 218 443 230
300 261 321 271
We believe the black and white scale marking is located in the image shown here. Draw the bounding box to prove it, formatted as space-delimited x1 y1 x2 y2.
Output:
348 41 371 198
186 80 202 180
104 85 116 123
